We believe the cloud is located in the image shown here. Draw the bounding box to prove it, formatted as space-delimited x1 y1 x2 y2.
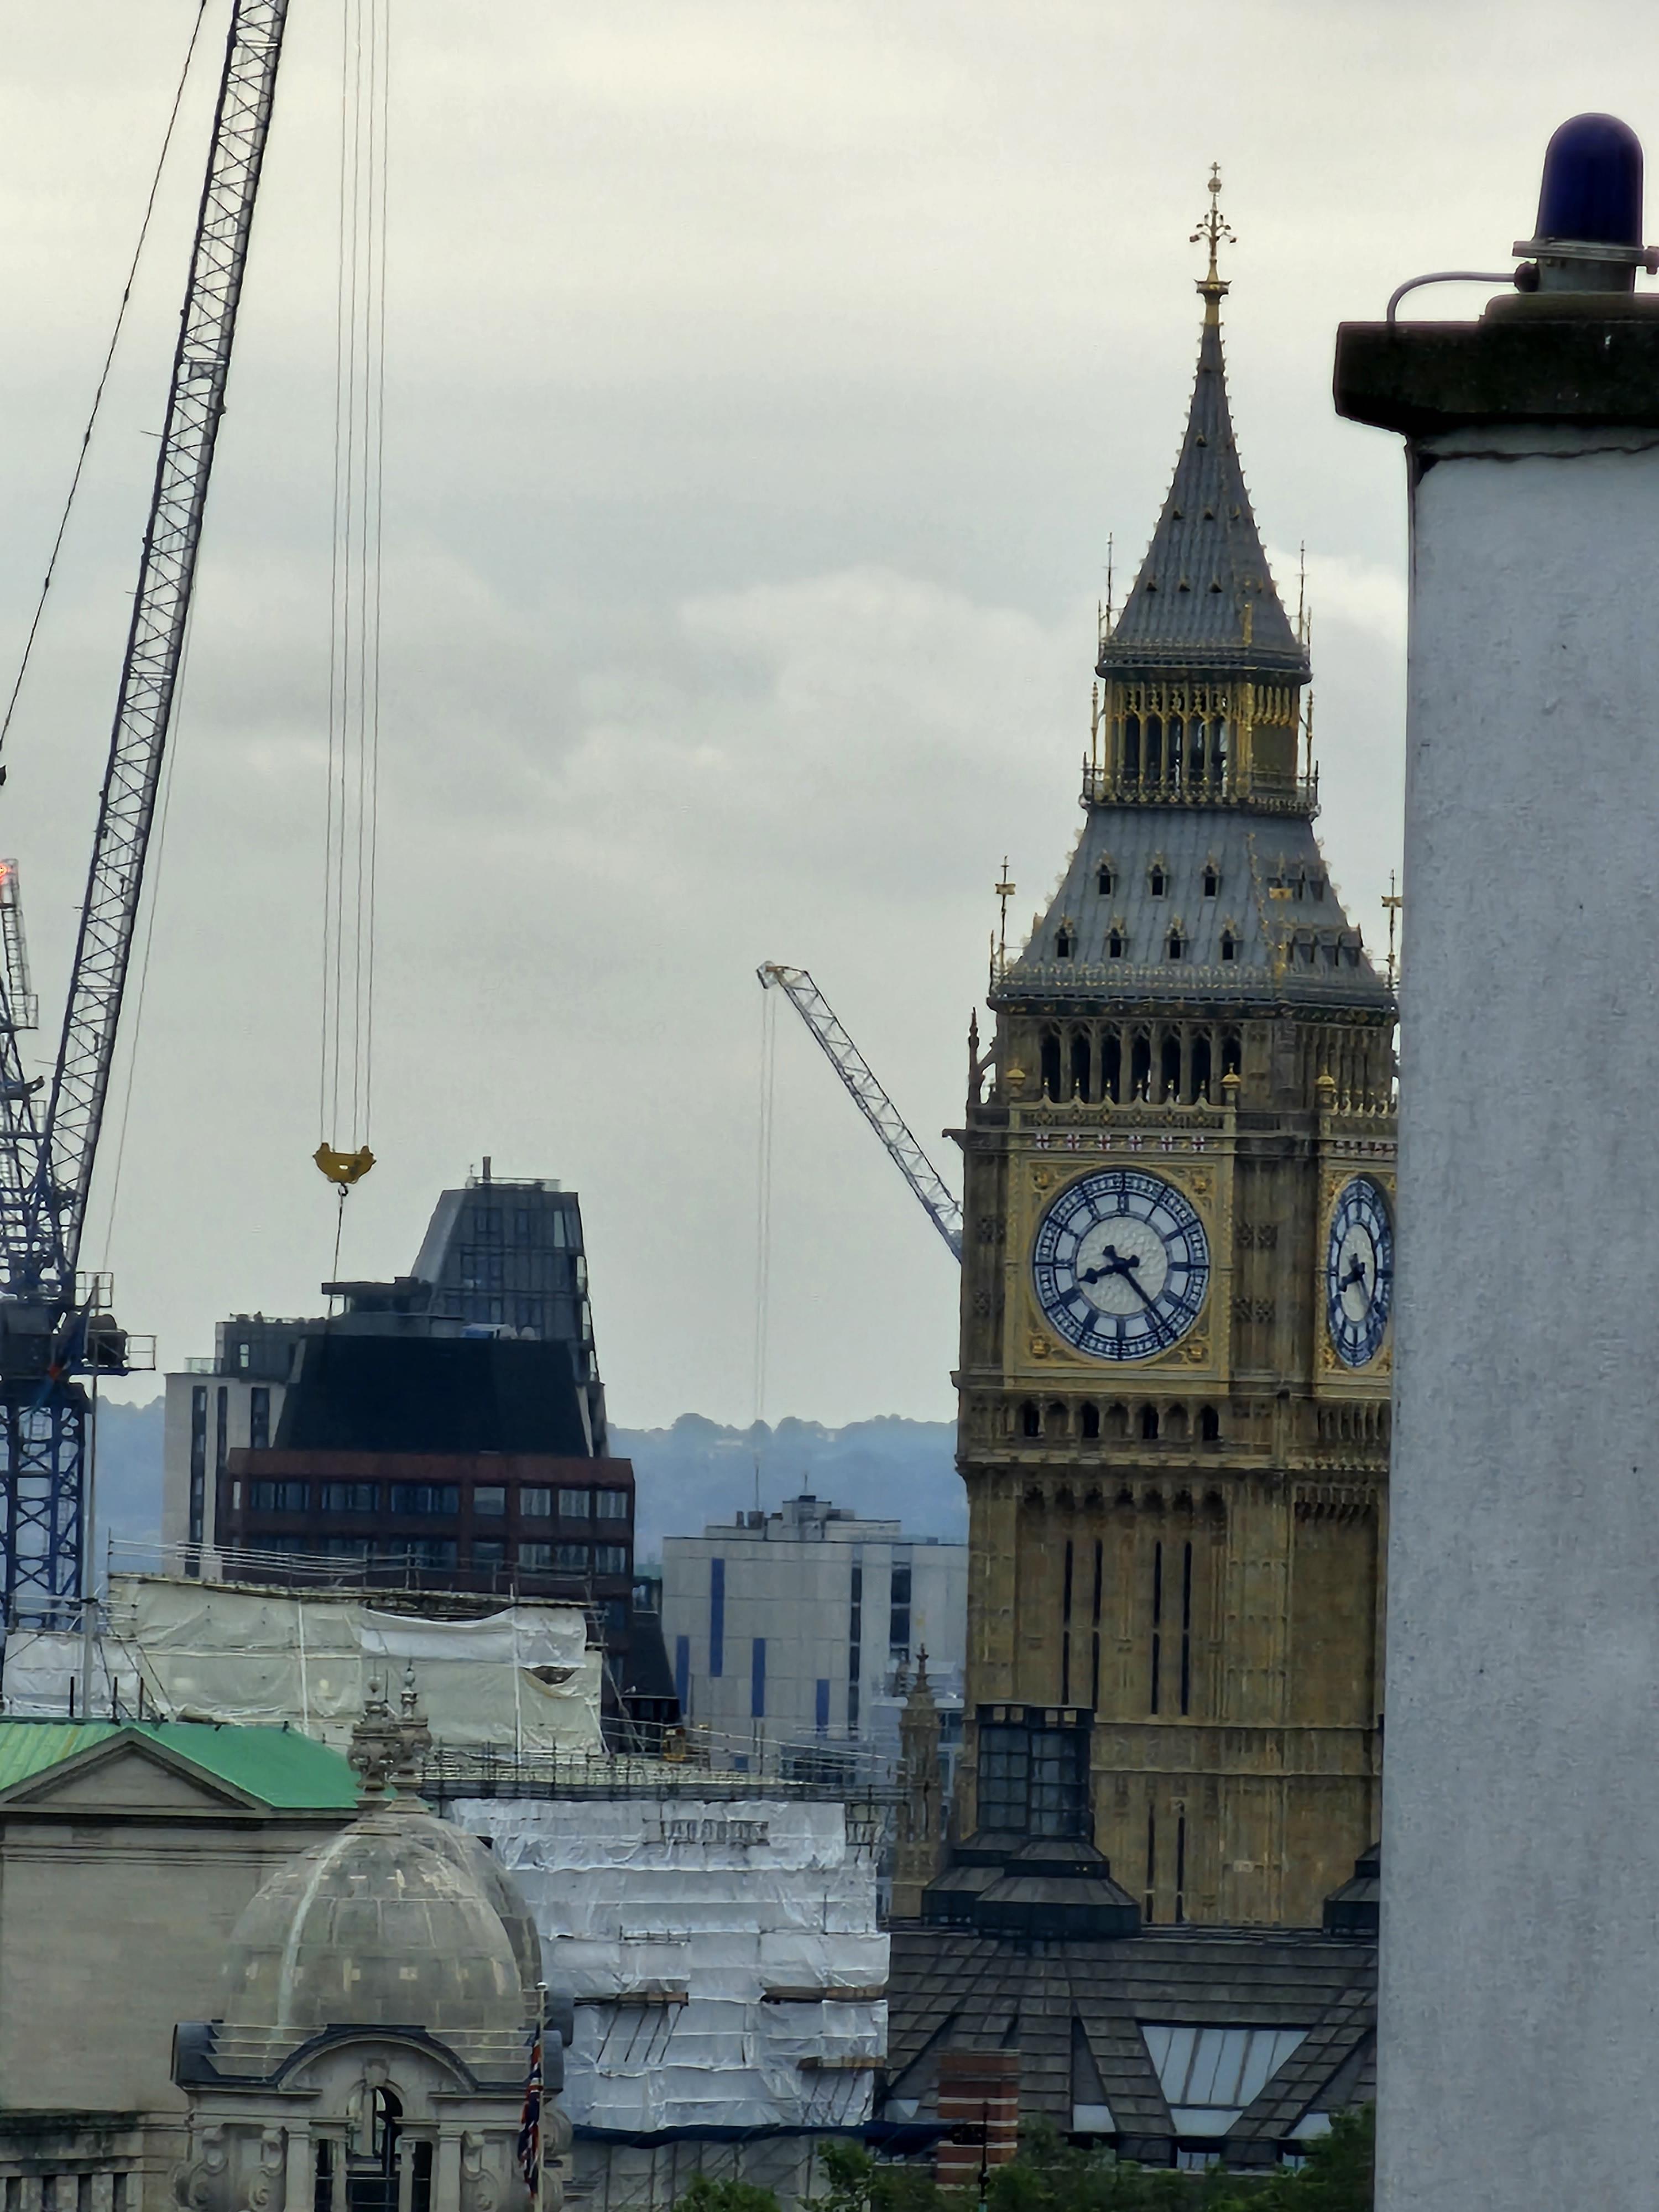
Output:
9 0 1607 1430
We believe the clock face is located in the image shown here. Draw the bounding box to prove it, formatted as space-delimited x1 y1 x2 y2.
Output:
1326 1176 1393 1368
1032 1168 1210 1362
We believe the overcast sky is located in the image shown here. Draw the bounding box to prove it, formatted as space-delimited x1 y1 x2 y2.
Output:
0 3 1642 1432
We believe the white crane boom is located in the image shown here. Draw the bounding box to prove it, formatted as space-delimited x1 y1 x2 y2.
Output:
757 963 963 1262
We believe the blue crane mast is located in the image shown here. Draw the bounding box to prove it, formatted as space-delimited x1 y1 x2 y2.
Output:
0 0 291 1639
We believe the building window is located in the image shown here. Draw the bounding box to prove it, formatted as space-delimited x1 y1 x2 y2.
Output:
519 1542 553 1570
250 1480 309 1512
977 1725 1027 1832
889 1564 912 1653
1220 930 1237 962
594 1545 629 1575
595 1489 629 1520
1056 928 1074 959
215 1386 229 1479
1108 931 1125 959
751 1636 766 1719
1167 931 1185 961
709 1557 726 1677
816 1678 830 1733
1149 866 1167 896
398 1538 458 1572
249 1385 270 1450
189 1384 207 1556
559 1487 592 1519
237 1341 251 1371
321 1482 377 1513
1203 866 1219 896
389 1484 460 1516
473 1540 505 1569
978 1716 1090 1837
555 1542 591 1571
1098 865 1114 895
473 1485 507 1516
520 1486 552 1517
676 1635 691 1713
847 1559 864 1733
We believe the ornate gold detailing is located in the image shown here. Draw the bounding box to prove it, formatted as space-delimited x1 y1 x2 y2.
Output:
1191 161 1235 317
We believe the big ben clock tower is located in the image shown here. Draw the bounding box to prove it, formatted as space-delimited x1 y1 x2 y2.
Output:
946 178 1396 1931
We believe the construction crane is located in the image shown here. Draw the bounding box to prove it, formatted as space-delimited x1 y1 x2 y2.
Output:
757 964 963 1261
0 1 291 1639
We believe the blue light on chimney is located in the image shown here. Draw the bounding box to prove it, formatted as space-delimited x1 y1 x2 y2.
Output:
1536 113 1643 247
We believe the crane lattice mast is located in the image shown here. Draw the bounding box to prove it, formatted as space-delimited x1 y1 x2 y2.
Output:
757 964 963 1261
0 0 291 1635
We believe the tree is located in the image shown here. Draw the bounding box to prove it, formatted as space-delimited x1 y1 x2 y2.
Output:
675 2174 784 2212
1207 2109 1374 2212
811 2138 950 2212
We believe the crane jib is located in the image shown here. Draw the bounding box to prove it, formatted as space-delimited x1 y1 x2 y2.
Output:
35 0 291 1299
757 963 964 1262
0 0 291 1633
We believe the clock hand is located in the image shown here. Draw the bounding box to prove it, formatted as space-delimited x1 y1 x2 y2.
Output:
1079 1244 1141 1287
1082 1249 1166 1324
1340 1254 1368 1294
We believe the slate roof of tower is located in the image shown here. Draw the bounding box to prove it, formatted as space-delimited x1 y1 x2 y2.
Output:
999 805 1391 1010
882 1923 1375 2163
1099 307 1309 684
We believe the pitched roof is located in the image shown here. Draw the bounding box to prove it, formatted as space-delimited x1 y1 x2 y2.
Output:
1099 304 1308 684
1000 802 1390 1012
0 1718 359 1809
884 1923 1376 2156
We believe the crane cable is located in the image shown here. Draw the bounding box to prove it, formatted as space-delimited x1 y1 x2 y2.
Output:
315 0 390 1214
752 985 778 1427
6 4 216 1276
0 0 212 771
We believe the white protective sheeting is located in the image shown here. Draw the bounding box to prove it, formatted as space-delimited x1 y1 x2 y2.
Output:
0 1574 603 1752
456 1796 887 2135
1 1631 142 1716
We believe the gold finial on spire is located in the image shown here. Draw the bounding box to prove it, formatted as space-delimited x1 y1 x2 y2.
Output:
1191 163 1235 320
1382 870 1404 992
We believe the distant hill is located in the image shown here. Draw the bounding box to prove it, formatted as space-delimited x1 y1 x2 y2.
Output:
88 1396 167 1563
615 1413 963 1560
69 1398 964 1568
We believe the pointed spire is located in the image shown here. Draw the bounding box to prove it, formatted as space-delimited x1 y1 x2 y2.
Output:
1098 169 1308 686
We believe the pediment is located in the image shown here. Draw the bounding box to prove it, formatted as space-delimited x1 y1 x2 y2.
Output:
0 1730 267 1814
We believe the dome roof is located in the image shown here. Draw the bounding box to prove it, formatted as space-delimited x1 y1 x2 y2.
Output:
211 1802 530 2083
414 1817 544 2008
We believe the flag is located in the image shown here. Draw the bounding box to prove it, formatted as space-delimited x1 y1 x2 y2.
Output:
518 2027 543 2193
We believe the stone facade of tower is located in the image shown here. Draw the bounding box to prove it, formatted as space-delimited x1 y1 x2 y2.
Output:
950 225 1396 1931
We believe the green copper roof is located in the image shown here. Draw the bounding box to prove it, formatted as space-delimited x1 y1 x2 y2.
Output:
0 1719 360 1809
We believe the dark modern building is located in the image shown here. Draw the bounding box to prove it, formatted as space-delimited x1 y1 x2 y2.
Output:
160 1167 675 1745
